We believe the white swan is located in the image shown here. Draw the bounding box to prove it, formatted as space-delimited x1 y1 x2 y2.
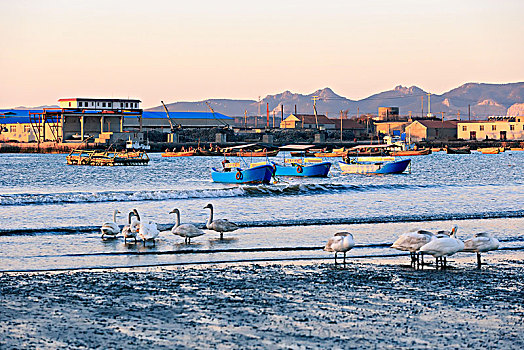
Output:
463 232 500 269
122 209 140 244
138 221 160 245
134 209 159 246
391 229 435 267
324 232 355 267
170 208 206 244
419 225 463 269
101 209 121 239
204 203 239 239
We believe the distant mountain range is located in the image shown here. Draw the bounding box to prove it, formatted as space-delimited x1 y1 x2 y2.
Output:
148 82 524 119
11 105 59 110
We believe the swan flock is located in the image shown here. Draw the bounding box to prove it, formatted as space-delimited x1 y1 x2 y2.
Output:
101 203 238 245
100 208 500 269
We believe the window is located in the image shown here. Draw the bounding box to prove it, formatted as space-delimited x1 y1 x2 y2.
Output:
108 103 112 108
479 125 484 131
79 102 82 107
125 103 128 108
492 125 496 131
510 125 515 131
462 126 467 131
10 126 16 132
24 126 30 132
102 102 106 107
68 102 71 107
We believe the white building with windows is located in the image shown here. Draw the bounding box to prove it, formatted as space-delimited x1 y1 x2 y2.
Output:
457 116 524 140
58 98 141 110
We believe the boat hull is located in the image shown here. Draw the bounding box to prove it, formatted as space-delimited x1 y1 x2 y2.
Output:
338 159 411 174
446 146 471 154
161 151 196 157
390 149 431 156
211 164 274 184
223 150 279 157
274 162 331 177
313 152 345 157
478 147 500 154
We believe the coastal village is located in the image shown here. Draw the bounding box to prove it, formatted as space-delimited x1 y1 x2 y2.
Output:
1 96 523 153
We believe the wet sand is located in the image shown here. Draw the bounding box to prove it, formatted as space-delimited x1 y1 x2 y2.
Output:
1 254 523 349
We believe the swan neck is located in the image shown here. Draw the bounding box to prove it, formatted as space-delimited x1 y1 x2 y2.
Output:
206 206 214 226
174 211 180 229
113 210 118 223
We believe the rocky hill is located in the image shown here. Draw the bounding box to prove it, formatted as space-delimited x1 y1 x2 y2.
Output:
147 82 524 119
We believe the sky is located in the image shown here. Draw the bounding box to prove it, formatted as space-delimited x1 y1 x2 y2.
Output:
1 0 523 109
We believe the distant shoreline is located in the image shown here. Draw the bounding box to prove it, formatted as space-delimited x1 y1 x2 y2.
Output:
0 139 519 154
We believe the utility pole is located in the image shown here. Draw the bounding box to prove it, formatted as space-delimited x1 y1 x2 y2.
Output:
468 104 471 120
312 95 320 129
273 110 275 128
440 112 445 140
458 111 460 121
266 102 269 129
427 93 431 117
244 110 247 129
340 110 343 142
421 95 424 118
357 107 359 119
257 96 260 129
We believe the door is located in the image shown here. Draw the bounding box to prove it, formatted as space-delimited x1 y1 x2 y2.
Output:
469 131 476 140
500 131 507 140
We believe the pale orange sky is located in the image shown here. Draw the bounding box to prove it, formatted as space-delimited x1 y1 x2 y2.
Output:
1 0 523 109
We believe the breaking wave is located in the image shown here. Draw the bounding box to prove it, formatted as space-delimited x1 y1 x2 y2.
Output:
0 183 429 206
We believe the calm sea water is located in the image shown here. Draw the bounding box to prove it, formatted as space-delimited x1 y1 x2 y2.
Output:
0 151 523 271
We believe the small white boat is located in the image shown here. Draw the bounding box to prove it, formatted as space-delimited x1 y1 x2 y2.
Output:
126 137 151 150
339 156 411 174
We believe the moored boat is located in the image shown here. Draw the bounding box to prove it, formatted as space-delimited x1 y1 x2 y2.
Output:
273 158 331 177
344 144 392 157
161 150 196 157
390 148 431 156
222 143 279 157
225 150 279 157
273 144 331 177
477 147 500 154
211 162 274 184
313 147 346 158
338 156 411 174
67 149 150 166
126 137 150 150
446 146 471 154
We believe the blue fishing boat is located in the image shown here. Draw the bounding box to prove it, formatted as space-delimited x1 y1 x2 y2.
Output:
338 156 411 174
211 161 274 184
272 145 331 177
273 160 331 177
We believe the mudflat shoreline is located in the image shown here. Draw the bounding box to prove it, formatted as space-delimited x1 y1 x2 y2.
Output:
1 256 523 349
